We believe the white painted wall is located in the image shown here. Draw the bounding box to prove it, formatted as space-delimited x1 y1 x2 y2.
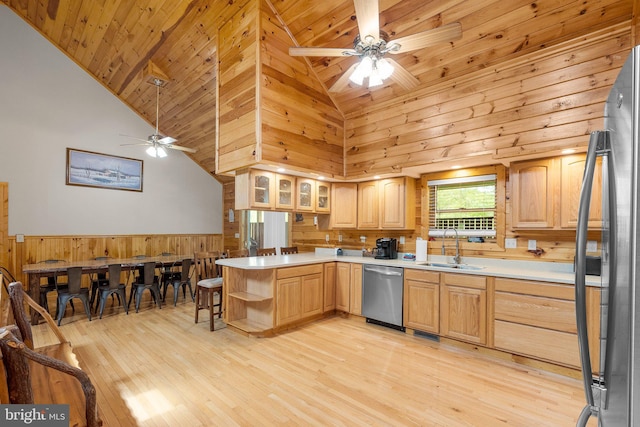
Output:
0 8 222 236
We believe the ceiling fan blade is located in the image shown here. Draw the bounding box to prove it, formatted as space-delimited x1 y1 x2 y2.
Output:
387 22 462 54
158 135 177 145
120 142 150 147
289 47 357 57
120 134 150 143
385 58 420 90
328 63 360 93
166 144 197 153
353 0 380 42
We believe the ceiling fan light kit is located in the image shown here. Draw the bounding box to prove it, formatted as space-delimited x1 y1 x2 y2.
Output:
146 145 167 158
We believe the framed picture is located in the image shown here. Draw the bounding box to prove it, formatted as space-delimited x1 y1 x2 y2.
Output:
66 148 143 192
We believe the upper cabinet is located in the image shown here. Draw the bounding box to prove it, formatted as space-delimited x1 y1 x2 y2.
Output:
235 170 276 210
235 169 330 213
275 174 295 210
330 183 358 228
511 155 602 229
296 178 315 212
358 177 416 230
316 181 331 213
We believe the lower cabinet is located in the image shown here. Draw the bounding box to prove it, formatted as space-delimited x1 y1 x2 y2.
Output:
275 265 323 327
440 273 487 345
493 277 600 371
403 269 440 334
323 262 336 312
335 262 362 315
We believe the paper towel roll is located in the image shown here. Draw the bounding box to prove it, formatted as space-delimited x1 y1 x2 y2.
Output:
416 239 428 263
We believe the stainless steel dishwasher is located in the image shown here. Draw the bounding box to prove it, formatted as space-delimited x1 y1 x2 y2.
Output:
362 265 404 330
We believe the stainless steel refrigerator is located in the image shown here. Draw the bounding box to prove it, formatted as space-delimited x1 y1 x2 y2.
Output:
575 45 640 426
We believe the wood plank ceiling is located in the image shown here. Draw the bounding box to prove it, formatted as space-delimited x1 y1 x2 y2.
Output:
2 0 633 176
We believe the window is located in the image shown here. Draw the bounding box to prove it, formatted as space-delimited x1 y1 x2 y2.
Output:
427 174 497 239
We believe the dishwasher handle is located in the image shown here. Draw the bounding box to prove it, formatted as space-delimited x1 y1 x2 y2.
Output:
363 265 403 276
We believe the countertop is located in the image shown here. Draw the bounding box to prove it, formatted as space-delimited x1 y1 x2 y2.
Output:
216 251 602 287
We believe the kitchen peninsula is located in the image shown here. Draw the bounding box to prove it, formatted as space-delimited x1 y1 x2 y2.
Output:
217 252 601 373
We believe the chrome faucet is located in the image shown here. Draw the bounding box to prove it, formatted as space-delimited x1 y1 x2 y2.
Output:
441 228 461 264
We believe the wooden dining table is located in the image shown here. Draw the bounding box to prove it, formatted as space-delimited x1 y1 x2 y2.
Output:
22 254 192 324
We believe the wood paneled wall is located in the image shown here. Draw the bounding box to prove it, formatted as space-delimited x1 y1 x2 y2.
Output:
259 0 344 178
216 0 345 177
344 25 631 178
6 234 222 284
216 0 260 174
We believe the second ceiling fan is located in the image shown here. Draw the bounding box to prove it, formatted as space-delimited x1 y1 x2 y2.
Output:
121 78 196 158
289 0 462 92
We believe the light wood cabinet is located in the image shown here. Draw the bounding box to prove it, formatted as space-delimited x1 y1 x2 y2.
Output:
357 177 416 229
440 273 487 345
275 265 323 327
510 158 555 228
235 170 276 210
335 262 361 314
323 263 336 312
335 262 351 312
560 155 603 228
330 183 358 228
224 266 275 334
316 181 331 213
380 177 416 229
493 277 600 371
357 181 379 229
511 155 602 229
404 269 440 334
275 174 295 210
296 178 315 212
350 264 362 315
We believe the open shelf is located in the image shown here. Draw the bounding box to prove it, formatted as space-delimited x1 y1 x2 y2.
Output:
229 291 272 302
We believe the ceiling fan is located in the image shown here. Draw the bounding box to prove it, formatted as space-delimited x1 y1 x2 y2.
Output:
121 78 196 157
289 0 462 92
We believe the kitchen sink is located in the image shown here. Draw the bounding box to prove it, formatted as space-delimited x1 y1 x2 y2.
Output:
423 262 485 270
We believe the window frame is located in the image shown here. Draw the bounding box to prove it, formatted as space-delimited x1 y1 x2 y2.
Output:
421 165 506 252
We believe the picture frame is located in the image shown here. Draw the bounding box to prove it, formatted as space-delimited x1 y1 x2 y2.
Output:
66 148 143 192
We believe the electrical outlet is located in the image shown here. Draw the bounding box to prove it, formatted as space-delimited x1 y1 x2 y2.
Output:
234 233 240 238
587 240 598 252
527 240 537 251
325 234 330 242
505 238 517 249
16 234 24 243
399 236 405 244
338 234 343 242
360 236 366 243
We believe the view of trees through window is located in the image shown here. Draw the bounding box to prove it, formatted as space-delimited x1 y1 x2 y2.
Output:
428 175 497 237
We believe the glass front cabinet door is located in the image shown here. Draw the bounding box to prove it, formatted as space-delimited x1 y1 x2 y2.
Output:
250 170 275 209
316 182 330 213
276 174 295 210
296 178 315 211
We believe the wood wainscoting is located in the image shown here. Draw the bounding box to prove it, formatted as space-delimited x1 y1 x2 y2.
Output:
6 234 223 284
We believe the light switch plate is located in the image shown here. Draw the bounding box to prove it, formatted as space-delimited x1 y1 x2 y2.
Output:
505 238 517 249
399 236 405 244
587 240 598 252
528 240 537 250
16 234 24 243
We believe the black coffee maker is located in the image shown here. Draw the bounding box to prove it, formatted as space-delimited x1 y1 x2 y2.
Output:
375 238 398 259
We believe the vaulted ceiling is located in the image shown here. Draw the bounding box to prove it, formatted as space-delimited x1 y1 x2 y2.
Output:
2 0 634 176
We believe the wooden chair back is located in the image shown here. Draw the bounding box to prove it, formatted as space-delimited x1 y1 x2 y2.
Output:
8 282 68 350
257 247 277 256
194 251 221 280
226 249 249 258
280 246 298 255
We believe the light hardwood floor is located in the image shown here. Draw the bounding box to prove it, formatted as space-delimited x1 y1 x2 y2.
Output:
33 296 597 426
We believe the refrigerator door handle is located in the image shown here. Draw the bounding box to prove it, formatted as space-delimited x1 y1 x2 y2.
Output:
575 130 609 426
